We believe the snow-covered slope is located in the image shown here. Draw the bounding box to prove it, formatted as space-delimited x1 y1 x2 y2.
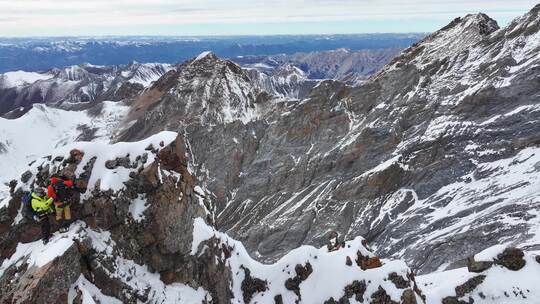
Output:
417 246 540 303
1 128 538 303
0 102 128 181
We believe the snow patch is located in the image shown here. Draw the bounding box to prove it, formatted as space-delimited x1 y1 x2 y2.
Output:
194 51 213 62
129 194 149 222
68 275 123 304
0 224 81 277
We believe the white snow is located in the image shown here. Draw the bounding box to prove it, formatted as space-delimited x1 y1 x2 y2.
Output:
26 131 177 194
194 51 213 62
382 145 540 268
0 70 53 88
474 244 510 261
191 217 422 303
80 226 211 304
68 275 123 304
129 194 149 222
0 224 81 277
1 221 211 304
0 102 129 188
124 63 174 87
417 246 540 303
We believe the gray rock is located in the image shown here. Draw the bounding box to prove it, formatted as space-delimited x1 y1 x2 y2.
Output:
20 170 32 183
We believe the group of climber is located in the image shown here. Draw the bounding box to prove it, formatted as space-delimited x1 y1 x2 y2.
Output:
23 175 79 244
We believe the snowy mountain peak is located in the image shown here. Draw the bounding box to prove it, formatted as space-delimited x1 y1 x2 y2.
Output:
379 12 499 72
456 13 499 34
0 62 172 115
53 65 91 81
271 64 306 78
420 13 498 57
122 54 270 140
121 62 173 86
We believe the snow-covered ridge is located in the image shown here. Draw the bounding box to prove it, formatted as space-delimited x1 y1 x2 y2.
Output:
0 102 129 185
191 217 423 303
15 131 177 196
0 222 211 304
379 13 499 74
193 51 214 62
122 62 174 86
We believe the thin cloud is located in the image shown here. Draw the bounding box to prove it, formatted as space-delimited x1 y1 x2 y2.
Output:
0 0 537 36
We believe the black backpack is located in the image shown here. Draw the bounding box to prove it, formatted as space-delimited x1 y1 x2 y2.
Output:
22 192 37 220
53 181 73 203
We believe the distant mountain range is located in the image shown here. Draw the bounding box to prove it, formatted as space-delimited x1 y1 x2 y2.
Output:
236 48 401 85
0 48 401 116
0 34 423 73
0 62 172 115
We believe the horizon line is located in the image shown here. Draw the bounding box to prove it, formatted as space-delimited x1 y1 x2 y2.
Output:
0 32 429 39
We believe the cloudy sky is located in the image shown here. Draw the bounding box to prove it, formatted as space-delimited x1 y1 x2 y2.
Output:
0 0 538 36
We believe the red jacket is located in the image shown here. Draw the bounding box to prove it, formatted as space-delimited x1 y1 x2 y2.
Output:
48 177 74 201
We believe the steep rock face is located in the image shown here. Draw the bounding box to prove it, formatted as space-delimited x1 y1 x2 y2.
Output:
0 62 172 116
0 243 82 304
146 7 540 275
0 132 218 303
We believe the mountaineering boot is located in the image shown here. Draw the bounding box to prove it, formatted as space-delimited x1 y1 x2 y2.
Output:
58 219 68 233
42 238 49 245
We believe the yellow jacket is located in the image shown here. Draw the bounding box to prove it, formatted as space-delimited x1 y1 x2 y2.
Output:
31 193 54 214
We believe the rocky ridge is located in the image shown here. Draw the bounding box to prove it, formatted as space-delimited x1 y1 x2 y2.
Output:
0 131 425 303
235 48 402 86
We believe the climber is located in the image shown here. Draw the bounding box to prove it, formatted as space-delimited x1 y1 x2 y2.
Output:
48 175 76 232
31 188 54 244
